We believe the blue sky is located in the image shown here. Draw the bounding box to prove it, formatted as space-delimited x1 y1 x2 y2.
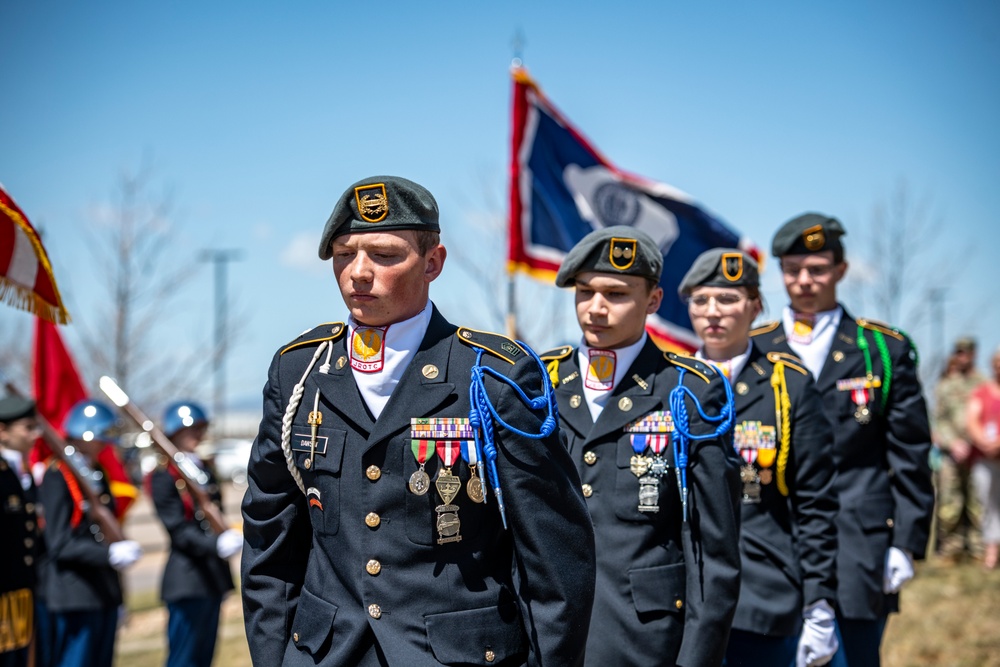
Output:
2 1 998 416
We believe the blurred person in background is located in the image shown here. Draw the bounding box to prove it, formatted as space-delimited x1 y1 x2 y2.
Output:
0 396 43 667
41 399 142 667
148 401 241 667
966 346 1000 570
932 337 984 562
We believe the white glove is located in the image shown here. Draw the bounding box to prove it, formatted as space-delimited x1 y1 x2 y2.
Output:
108 540 143 571
883 546 914 594
796 599 838 667
216 528 243 559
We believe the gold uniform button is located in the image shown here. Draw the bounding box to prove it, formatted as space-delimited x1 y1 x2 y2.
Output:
24 556 33 566
366 465 382 481
25 503 35 513
26 521 35 531
675 599 683 609
583 451 597 465
368 604 382 619
365 512 381 528
485 649 496 663
366 559 382 576
293 632 300 642
581 484 593 498
24 538 34 548
886 518 894 528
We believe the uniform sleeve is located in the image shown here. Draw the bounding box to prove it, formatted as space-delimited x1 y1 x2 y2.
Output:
790 375 839 606
493 354 596 667
150 469 219 558
885 338 934 558
241 351 313 666
677 375 742 667
39 469 111 568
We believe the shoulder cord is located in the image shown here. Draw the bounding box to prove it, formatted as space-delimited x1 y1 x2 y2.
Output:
668 370 736 522
280 341 331 496
468 343 559 529
856 325 893 412
770 362 792 497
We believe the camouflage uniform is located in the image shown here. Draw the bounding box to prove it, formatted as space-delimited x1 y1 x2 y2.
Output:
932 370 984 557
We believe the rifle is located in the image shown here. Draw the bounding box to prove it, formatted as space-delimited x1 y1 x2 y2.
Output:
2 381 126 543
99 376 228 535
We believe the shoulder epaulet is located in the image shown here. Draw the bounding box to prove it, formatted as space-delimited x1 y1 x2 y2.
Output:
750 321 781 336
766 351 809 375
280 322 346 356
540 345 573 362
857 318 905 342
457 327 527 365
664 351 715 383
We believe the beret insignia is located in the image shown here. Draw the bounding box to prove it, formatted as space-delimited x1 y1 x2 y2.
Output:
721 252 744 282
609 237 637 270
803 224 825 251
355 183 389 223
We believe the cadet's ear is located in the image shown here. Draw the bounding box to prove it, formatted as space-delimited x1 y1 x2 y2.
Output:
646 286 663 315
425 244 446 283
833 260 848 284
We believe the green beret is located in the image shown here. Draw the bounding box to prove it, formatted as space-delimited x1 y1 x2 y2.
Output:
318 175 440 260
679 248 759 296
0 396 36 424
771 213 846 259
555 226 663 288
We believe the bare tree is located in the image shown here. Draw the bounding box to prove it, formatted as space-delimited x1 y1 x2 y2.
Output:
447 165 573 350
74 160 210 406
843 180 969 380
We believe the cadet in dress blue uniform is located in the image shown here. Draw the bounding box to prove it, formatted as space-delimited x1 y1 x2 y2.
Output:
0 397 43 667
543 226 742 667
40 400 143 667
241 176 596 666
148 401 241 667
680 249 839 667
751 214 934 667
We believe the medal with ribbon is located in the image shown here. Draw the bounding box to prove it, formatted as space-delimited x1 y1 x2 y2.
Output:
460 440 486 504
434 439 463 544
625 411 674 513
837 376 880 425
408 437 435 496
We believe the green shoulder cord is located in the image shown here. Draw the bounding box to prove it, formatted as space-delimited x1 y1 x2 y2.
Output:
856 324 893 413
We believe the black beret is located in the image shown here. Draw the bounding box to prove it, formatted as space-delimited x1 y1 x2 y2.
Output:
771 212 846 259
679 248 759 296
555 226 663 288
0 396 36 423
318 175 440 260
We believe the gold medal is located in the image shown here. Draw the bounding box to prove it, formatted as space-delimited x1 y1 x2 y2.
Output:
435 469 461 506
466 476 485 504
630 455 651 477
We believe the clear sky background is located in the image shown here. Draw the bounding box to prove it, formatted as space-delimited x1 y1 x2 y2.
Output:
2 1 998 421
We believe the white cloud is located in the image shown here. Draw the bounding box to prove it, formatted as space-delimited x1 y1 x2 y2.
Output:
279 231 329 276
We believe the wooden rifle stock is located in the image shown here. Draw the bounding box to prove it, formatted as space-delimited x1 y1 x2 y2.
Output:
99 377 228 535
3 381 125 543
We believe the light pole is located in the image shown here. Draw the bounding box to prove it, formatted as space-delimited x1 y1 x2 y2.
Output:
199 249 243 434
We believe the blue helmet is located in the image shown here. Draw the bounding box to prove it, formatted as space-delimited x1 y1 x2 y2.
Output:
63 399 120 443
162 401 209 437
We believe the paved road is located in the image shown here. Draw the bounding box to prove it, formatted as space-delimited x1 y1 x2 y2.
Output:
121 480 248 597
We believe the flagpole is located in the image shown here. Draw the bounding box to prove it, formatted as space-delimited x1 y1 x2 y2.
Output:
506 33 526 341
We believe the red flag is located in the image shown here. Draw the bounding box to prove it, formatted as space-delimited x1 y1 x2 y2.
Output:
0 185 69 324
31 318 139 518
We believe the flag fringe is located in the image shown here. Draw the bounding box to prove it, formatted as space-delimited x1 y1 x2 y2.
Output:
0 277 70 324
0 196 70 323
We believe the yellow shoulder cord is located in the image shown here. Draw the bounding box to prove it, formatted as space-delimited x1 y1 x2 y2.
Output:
770 361 792 497
546 359 560 389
